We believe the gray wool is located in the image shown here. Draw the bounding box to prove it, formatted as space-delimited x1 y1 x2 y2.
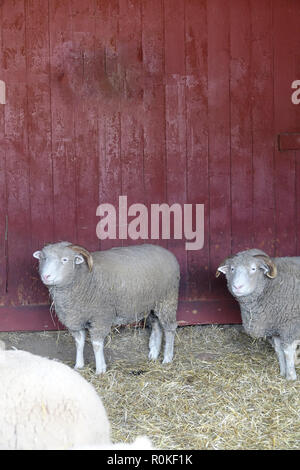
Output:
224 252 300 344
39 242 180 341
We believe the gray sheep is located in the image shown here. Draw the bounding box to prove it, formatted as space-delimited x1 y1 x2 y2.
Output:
216 249 300 380
33 242 180 374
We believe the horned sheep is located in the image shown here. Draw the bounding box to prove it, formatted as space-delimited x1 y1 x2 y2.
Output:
33 242 180 374
216 249 300 380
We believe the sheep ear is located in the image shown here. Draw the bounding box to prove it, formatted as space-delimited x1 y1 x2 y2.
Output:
74 255 84 265
69 245 93 272
216 265 228 277
216 257 232 277
33 251 42 259
253 254 277 279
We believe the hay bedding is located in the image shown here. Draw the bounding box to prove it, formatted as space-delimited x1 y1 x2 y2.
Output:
2 325 300 449
74 325 300 450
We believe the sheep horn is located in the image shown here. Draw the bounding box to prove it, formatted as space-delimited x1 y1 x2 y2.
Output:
69 245 94 272
253 254 277 279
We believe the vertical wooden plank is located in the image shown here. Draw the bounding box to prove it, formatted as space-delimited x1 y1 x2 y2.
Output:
142 0 167 249
49 0 77 243
71 0 99 251
25 0 54 303
207 0 231 297
295 0 300 255
95 0 122 251
251 0 275 256
0 0 7 302
230 0 253 254
185 0 209 299
164 0 187 297
98 114 122 251
26 0 53 245
2 0 32 305
118 0 144 247
273 0 297 256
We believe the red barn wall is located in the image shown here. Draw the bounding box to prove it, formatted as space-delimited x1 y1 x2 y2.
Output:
0 0 300 330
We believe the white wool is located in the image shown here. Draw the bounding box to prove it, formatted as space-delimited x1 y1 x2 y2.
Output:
0 349 110 450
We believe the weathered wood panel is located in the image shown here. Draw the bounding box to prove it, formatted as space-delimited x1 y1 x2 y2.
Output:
49 0 77 244
185 0 209 300
0 0 6 302
142 0 167 249
2 0 33 306
0 0 299 330
295 0 300 256
251 0 275 255
118 0 144 247
26 0 54 304
164 0 187 298
230 0 253 254
207 0 232 299
95 0 122 251
273 0 297 256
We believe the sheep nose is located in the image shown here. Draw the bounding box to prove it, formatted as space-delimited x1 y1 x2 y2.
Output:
233 283 244 290
43 274 51 281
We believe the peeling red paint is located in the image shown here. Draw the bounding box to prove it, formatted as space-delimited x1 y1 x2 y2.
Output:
0 0 299 330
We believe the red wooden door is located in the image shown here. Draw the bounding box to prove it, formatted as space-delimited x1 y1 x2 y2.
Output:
0 0 299 331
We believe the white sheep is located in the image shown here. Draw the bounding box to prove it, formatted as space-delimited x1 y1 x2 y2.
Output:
0 344 154 450
33 242 180 374
0 344 111 449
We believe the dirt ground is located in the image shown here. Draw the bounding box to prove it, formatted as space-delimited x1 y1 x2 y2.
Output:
0 324 244 369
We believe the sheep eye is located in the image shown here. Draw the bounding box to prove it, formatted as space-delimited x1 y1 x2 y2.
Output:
61 257 69 264
230 266 235 272
251 266 257 272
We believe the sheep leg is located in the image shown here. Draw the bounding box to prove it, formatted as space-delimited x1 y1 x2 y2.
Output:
162 328 176 364
294 342 300 365
282 341 298 381
154 293 178 364
273 336 286 377
148 318 163 361
90 337 106 374
70 329 86 369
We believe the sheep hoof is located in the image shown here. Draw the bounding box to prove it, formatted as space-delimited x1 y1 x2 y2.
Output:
286 373 297 381
95 366 107 375
162 357 172 365
148 350 159 361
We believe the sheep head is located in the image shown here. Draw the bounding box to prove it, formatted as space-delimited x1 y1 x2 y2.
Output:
33 241 94 287
216 250 277 298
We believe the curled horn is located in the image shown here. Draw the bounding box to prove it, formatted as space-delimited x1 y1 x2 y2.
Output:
69 244 94 272
253 254 277 279
215 256 233 278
